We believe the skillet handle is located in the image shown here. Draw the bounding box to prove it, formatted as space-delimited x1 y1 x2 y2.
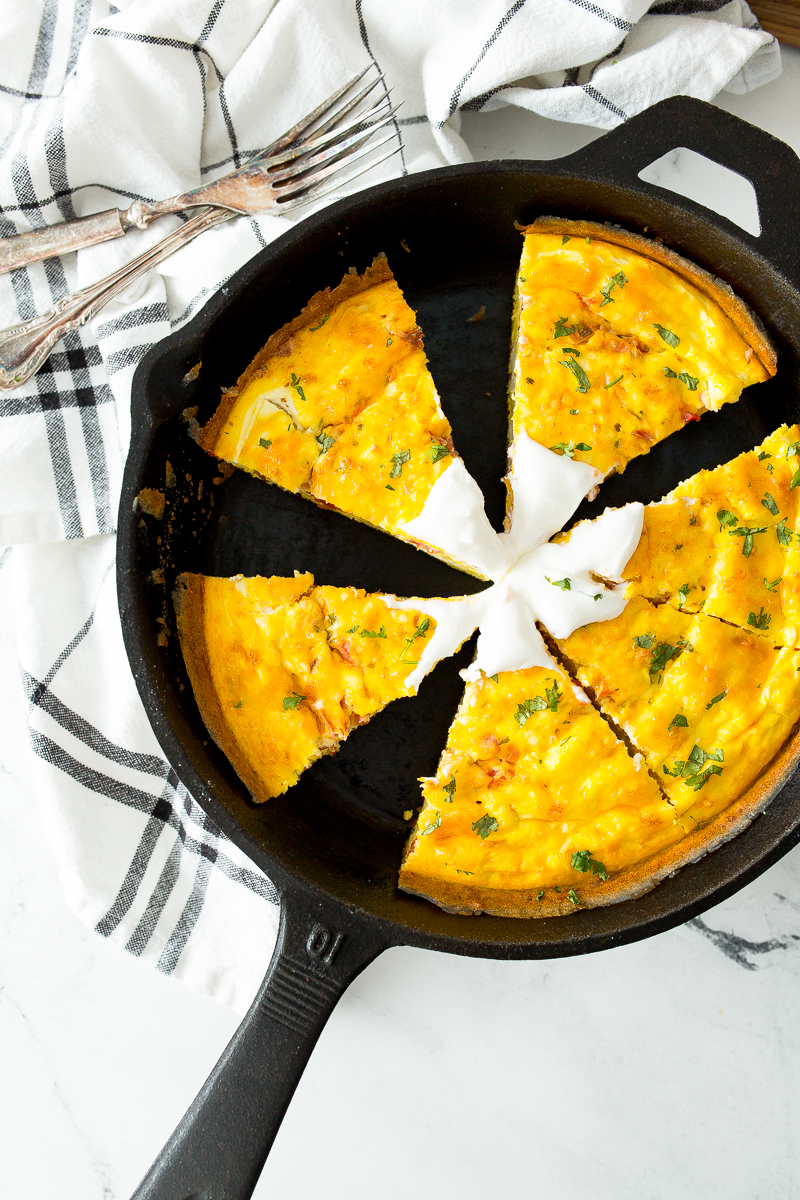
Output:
130 890 388 1200
564 96 800 287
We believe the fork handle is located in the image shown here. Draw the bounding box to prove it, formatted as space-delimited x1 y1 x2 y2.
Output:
0 206 234 390
0 208 131 275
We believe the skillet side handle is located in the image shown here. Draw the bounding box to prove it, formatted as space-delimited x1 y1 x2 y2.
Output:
131 891 388 1200
564 96 800 287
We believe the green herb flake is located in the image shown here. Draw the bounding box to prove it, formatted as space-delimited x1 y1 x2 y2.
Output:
570 849 609 881
386 338 393 346
717 510 738 529
536 889 545 901
663 366 700 390
758 451 771 461
490 674 498 683
729 525 767 557
678 582 689 607
283 694 304 711
545 576 571 591
317 432 335 453
633 633 654 650
787 441 800 458
309 313 330 331
791 468 800 491
776 518 793 547
360 625 387 639
258 437 272 450
289 372 306 402
546 680 562 713
762 492 780 516
570 408 580 414
550 441 591 458
748 607 772 630
593 593 603 601
554 316 576 338
399 617 431 659
765 576 782 592
669 714 689 730
604 375 623 389
515 696 548 725
233 701 242 709
442 775 456 802
599 270 628 306
664 743 725 789
472 813 499 840
706 691 727 709
389 449 411 478
345 625 359 634
420 811 441 836
567 887 580 906
561 356 591 393
425 443 451 464
652 323 680 348
562 235 571 245
385 484 395 490
649 641 680 681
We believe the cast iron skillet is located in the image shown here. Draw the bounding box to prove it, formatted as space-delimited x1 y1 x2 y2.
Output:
119 97 800 1199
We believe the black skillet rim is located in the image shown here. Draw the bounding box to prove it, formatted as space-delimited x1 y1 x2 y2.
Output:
118 97 800 960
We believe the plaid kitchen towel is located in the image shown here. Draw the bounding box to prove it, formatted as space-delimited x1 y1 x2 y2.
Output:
0 0 779 1008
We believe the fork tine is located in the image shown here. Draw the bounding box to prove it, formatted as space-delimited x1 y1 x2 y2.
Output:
267 110 399 186
260 94 393 171
261 66 374 158
291 73 387 148
275 132 399 205
277 147 403 215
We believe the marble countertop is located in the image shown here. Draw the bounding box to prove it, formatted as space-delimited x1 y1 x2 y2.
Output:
3 48 800 1200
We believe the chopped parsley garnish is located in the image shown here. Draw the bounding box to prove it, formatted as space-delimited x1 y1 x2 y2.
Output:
567 888 580 906
765 576 781 592
360 625 387 638
633 633 654 650
283 694 304 710
550 441 592 458
748 607 771 630
668 713 688 730
515 696 548 725
776 518 793 546
599 271 627 306
762 492 780 516
791 468 800 491
787 441 800 458
309 313 330 331
425 442 451 464
545 576 571 590
570 407 580 414
561 356 591 393
490 674 498 683
536 889 545 901
389 449 411 478
399 617 431 659
546 680 562 712
385 484 395 490
554 315 575 338
386 338 393 346
678 583 689 607
317 432 335 453
233 701 242 709
289 372 306 402
729 524 767 557
664 743 724 790
562 235 570 245
345 625 359 634
663 366 700 390
593 593 603 601
420 811 441 836
472 814 499 840
443 775 456 802
649 641 681 682
258 437 272 449
604 375 623 389
570 850 609 881
758 451 771 461
706 690 727 709
652 323 680 348
717 509 738 529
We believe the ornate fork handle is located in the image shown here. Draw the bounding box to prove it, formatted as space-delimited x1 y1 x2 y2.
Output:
0 207 233 391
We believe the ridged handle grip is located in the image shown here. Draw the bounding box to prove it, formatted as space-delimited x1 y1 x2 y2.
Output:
0 206 233 390
130 891 387 1200
0 208 127 274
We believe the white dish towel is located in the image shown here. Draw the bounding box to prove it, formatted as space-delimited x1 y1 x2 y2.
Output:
0 0 779 1012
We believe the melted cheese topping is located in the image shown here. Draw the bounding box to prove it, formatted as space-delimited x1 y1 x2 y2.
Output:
511 232 770 477
400 664 667 891
559 596 800 832
624 424 800 647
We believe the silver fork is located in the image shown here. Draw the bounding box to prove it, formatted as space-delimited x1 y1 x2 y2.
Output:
0 74 401 390
0 67 396 276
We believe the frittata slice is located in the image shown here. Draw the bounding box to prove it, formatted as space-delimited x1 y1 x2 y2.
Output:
198 256 506 581
510 217 775 479
623 424 800 648
174 572 441 802
399 662 669 917
558 596 800 835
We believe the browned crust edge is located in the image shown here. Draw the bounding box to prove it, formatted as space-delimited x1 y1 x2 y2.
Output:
173 572 314 805
399 711 800 917
517 217 778 377
198 254 395 455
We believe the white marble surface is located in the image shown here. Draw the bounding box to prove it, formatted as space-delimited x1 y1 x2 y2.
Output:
3 48 800 1200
